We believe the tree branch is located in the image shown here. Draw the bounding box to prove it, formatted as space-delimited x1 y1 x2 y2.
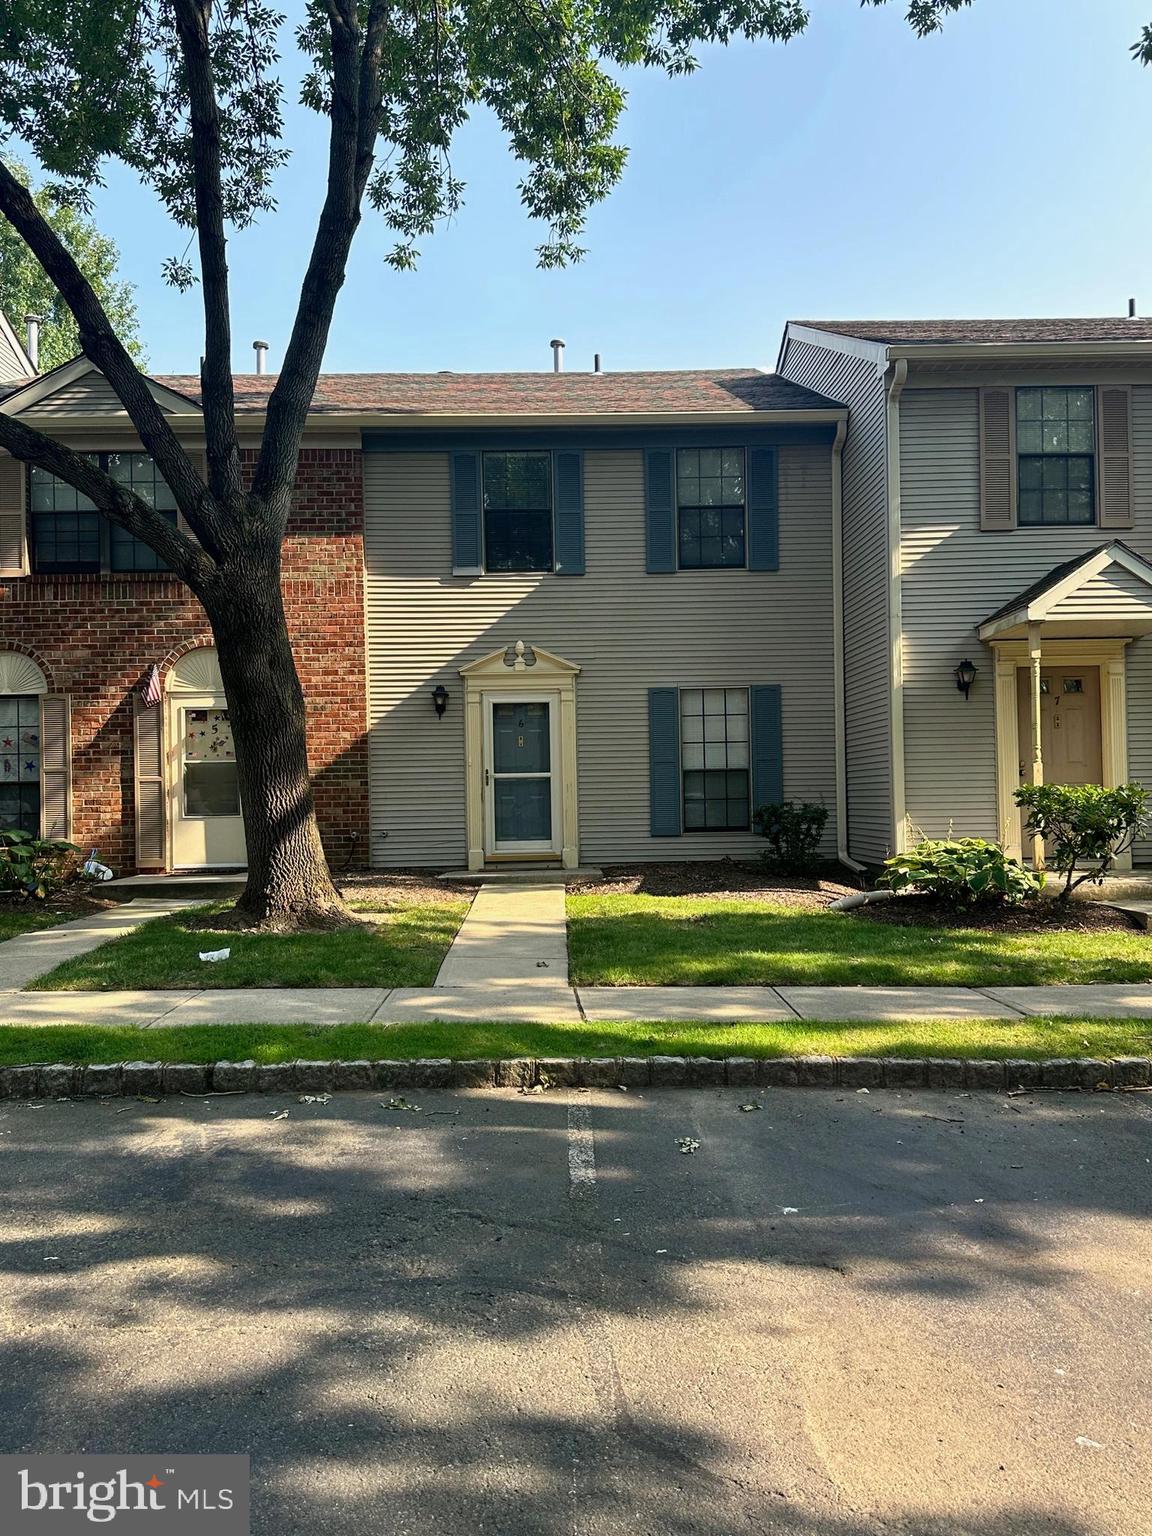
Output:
250 0 388 511
170 0 243 507
0 159 221 551
0 413 214 587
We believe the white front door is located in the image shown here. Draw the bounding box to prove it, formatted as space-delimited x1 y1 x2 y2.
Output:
169 695 246 868
483 693 560 857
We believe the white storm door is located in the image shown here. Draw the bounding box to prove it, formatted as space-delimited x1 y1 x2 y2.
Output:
483 694 560 856
169 698 246 868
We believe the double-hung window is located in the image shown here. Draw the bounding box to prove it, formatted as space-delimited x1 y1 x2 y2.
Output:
1016 387 1095 526
677 448 746 568
680 687 750 830
30 452 178 574
482 451 553 572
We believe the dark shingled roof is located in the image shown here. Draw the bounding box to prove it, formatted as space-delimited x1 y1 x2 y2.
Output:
150 369 841 415
795 318 1152 346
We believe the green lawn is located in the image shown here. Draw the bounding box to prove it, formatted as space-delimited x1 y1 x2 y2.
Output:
0 904 88 942
0 1016 1149 1066
31 899 470 991
566 894 1152 987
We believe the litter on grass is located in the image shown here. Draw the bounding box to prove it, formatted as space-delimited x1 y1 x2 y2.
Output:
268 1109 289 1121
199 948 231 963
382 1097 421 1113
676 1137 701 1154
299 1094 331 1105
738 1103 762 1113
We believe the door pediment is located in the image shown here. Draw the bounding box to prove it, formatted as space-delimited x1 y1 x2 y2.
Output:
460 640 581 680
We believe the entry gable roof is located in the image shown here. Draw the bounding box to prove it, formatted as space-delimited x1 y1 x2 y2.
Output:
0 357 203 417
977 542 1152 640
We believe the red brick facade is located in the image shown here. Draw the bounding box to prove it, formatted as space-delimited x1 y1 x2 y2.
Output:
0 448 369 874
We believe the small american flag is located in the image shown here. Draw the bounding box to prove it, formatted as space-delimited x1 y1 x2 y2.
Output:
140 664 163 709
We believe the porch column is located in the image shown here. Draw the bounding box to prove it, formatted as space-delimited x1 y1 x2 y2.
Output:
1028 620 1044 870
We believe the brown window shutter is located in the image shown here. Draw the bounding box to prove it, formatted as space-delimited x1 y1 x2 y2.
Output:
133 695 167 870
39 695 72 841
0 453 28 576
979 387 1017 531
1098 386 1135 529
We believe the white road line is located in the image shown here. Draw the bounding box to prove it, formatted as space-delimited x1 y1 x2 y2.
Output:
567 1098 597 1198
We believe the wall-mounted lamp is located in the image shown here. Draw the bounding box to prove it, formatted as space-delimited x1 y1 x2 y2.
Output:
954 658 978 700
431 684 450 717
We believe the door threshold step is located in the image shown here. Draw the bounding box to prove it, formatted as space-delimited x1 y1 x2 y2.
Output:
439 866 603 886
104 872 248 902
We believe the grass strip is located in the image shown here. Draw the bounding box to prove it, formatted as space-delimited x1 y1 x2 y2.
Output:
0 1016 1150 1066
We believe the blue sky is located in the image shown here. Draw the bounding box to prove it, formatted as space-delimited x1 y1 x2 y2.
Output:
80 0 1152 374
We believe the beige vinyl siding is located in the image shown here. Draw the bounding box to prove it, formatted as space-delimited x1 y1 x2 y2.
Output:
780 336 892 861
364 445 837 867
1045 566 1152 620
0 326 27 385
899 386 1152 850
22 373 133 416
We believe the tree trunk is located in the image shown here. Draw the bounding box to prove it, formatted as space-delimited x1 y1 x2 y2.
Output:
200 527 355 930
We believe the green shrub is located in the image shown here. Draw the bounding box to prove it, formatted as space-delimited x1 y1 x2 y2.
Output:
0 828 83 900
1014 781 1151 898
880 838 1043 909
752 801 829 876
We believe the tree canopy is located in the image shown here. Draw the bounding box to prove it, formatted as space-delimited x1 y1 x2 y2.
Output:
0 159 143 371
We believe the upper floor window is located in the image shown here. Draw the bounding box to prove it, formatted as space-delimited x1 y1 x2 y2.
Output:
30 453 177 574
482 451 553 572
1016 387 1095 526
677 448 746 568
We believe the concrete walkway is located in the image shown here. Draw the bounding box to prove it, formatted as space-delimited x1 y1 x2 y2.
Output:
434 881 568 985
0 899 198 989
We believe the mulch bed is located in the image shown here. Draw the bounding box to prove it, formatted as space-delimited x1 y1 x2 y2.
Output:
0 885 120 925
336 870 466 908
583 860 858 909
855 894 1140 934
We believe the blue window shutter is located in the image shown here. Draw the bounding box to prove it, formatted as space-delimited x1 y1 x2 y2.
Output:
553 450 585 575
746 447 779 571
645 449 676 573
750 685 783 811
648 688 682 836
451 451 483 573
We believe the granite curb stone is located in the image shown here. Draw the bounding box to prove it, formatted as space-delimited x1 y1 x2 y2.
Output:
0 1056 1148 1097
121 1061 163 1096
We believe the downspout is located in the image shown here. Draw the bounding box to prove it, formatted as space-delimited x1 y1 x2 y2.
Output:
886 357 909 853
830 416 865 872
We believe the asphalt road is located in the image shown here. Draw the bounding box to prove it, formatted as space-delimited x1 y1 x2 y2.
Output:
1 1084 1150 1535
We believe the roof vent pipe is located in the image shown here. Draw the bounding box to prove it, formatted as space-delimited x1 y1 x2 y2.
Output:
550 338 565 373
253 339 269 374
1129 298 1138 318
24 314 43 373
593 353 602 373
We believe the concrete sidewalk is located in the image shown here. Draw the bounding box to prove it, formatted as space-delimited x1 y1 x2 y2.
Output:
3 980 1152 1027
